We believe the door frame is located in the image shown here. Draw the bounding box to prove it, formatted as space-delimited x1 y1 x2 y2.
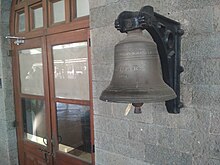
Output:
47 29 94 165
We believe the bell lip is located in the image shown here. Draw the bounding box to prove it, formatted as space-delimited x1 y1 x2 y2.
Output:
99 90 177 103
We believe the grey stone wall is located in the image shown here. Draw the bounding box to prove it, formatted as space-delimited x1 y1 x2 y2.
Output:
0 0 18 164
90 0 220 164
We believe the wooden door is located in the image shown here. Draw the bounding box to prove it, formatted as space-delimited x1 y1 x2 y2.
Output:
47 29 94 165
13 37 53 165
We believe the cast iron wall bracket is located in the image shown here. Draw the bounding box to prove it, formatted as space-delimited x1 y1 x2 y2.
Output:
115 6 184 113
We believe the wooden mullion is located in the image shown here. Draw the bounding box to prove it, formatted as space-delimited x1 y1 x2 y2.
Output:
71 0 77 21
20 93 45 100
28 0 41 6
12 43 25 165
54 98 90 106
24 3 29 32
87 30 95 165
65 0 71 23
41 35 54 164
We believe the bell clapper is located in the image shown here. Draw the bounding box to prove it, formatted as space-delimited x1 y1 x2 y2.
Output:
132 103 144 114
124 103 132 116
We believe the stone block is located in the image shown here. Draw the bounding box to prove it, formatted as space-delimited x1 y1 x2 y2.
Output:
181 33 220 60
208 159 220 165
205 59 220 85
93 99 114 117
1 0 12 12
192 85 220 108
180 84 193 107
7 130 17 151
192 155 209 165
175 129 194 153
192 132 209 157
95 131 145 161
210 112 220 134
92 64 114 81
8 149 18 164
180 59 206 85
186 108 210 133
94 115 129 138
157 127 178 149
125 0 161 12
128 122 158 145
89 0 106 9
145 144 192 165
152 103 187 128
168 7 214 36
214 5 220 32
209 134 220 159
161 0 220 14
10 158 19 165
90 2 130 29
92 81 110 99
96 148 149 165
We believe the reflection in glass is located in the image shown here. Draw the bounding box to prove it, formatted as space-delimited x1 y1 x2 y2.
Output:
19 48 44 96
53 42 89 100
18 12 25 32
52 0 65 23
56 102 91 163
76 0 89 18
33 7 43 29
22 98 46 146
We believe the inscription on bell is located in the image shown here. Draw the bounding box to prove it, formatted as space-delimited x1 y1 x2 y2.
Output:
118 65 141 73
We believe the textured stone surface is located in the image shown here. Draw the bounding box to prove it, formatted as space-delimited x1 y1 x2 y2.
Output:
0 0 18 164
96 148 150 165
209 135 220 159
214 5 220 32
161 0 220 14
94 115 129 138
180 84 193 107
210 112 220 134
128 122 158 145
208 159 220 165
95 131 146 161
181 33 220 60
168 7 214 36
192 85 220 108
145 144 192 165
91 1 220 163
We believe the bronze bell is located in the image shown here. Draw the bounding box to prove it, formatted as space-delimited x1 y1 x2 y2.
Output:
100 29 176 113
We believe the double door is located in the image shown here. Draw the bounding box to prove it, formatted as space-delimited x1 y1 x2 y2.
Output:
13 29 94 165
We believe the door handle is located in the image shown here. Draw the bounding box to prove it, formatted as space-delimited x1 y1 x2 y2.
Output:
38 148 53 163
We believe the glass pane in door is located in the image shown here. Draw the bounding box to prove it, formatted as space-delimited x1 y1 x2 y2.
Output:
56 102 91 163
76 0 89 18
18 11 25 32
33 7 43 29
22 98 47 146
52 0 65 23
52 42 89 100
19 48 44 96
